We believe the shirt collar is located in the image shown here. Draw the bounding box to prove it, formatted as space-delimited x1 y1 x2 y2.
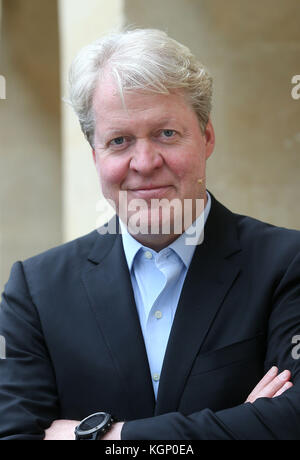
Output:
120 191 211 271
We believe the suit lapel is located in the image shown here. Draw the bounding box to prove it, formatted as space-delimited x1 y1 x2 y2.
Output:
81 225 155 419
155 196 242 415
80 197 242 417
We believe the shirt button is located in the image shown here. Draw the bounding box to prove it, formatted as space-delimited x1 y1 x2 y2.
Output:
153 373 160 382
144 251 153 259
155 310 162 319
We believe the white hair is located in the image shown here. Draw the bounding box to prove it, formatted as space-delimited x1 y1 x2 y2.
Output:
68 28 213 148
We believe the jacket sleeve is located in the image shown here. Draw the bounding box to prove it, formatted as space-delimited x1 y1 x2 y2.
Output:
0 262 59 440
122 252 300 440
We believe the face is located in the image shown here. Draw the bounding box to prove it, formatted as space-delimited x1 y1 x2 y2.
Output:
92 77 215 249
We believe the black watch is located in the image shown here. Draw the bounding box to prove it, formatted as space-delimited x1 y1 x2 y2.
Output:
74 412 116 440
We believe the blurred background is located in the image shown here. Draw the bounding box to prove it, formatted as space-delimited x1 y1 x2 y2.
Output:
0 0 300 292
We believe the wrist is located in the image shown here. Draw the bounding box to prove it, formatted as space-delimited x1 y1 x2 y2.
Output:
75 412 117 440
102 422 124 440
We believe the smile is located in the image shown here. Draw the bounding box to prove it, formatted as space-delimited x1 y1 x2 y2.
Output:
128 186 172 199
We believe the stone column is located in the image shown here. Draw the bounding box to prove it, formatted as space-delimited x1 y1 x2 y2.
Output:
58 0 124 242
0 0 61 291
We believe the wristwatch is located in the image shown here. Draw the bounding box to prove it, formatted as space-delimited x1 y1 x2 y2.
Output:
74 412 116 440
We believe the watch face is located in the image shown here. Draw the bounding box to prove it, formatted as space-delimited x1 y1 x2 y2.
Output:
80 413 108 431
76 412 111 437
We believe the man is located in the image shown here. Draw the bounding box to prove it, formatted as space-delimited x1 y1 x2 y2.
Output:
0 29 299 440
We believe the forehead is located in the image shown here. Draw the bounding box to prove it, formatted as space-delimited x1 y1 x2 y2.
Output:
92 76 197 131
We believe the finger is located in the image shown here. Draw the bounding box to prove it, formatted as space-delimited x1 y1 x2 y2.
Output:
255 370 291 399
273 381 293 398
246 369 292 403
246 366 278 401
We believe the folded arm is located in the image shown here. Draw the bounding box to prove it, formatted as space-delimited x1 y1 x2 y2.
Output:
121 253 300 440
44 365 293 440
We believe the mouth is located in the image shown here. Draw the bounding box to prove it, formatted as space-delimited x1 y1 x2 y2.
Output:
128 185 172 199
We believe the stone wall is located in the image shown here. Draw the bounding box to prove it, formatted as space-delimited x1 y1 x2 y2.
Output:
124 0 300 228
0 0 299 292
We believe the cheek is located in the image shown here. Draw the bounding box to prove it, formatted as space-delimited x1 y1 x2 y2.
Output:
169 152 203 181
97 157 128 187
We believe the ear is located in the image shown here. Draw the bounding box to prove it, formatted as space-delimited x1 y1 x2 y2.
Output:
92 149 96 164
204 119 215 160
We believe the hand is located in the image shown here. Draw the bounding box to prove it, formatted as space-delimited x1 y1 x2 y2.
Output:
245 366 293 403
44 419 79 440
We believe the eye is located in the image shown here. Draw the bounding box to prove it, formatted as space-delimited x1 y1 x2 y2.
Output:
162 129 176 138
110 136 125 146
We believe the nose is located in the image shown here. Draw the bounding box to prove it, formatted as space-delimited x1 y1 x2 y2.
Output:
129 139 163 175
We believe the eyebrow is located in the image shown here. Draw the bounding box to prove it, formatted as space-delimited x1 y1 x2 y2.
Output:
103 118 181 137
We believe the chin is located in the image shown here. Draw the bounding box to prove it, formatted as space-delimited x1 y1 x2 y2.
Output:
126 208 183 238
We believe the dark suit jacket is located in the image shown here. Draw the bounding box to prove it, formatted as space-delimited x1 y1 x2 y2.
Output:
1 195 300 440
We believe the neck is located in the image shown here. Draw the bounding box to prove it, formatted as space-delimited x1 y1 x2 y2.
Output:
130 232 181 252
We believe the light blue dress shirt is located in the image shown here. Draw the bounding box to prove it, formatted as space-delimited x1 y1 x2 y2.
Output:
120 193 211 398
